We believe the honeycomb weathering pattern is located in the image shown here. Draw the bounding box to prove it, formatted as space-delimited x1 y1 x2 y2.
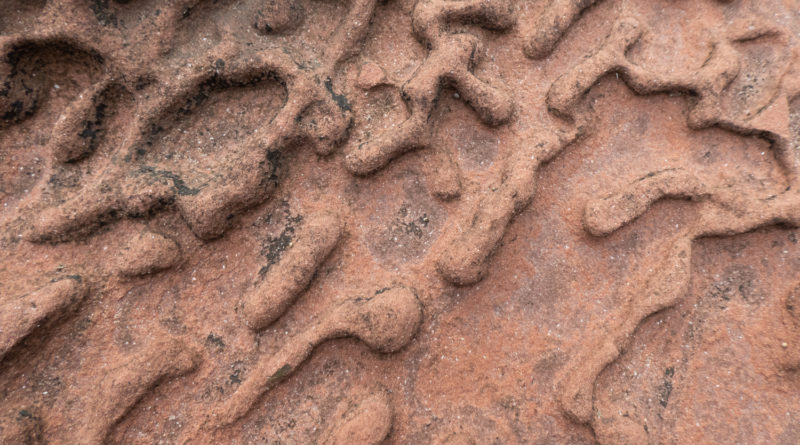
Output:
0 0 799 443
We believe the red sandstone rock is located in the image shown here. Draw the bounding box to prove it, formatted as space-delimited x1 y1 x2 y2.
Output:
0 0 799 443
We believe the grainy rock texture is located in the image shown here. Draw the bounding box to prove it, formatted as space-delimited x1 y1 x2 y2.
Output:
0 0 799 443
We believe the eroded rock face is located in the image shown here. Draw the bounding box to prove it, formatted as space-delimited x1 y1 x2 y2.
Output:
1 0 799 443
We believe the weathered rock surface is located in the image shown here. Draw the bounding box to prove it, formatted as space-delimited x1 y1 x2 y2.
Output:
1 0 799 443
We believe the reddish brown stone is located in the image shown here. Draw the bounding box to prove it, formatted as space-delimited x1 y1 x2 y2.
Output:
1 0 799 443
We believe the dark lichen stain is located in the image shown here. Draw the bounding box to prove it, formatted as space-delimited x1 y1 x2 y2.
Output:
269 364 293 382
229 369 242 385
206 333 225 349
707 266 761 309
324 77 351 111
637 167 677 182
76 102 107 158
658 366 675 408
139 165 201 196
89 0 119 26
392 205 430 238
259 206 303 277
2 100 24 120
266 149 282 182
